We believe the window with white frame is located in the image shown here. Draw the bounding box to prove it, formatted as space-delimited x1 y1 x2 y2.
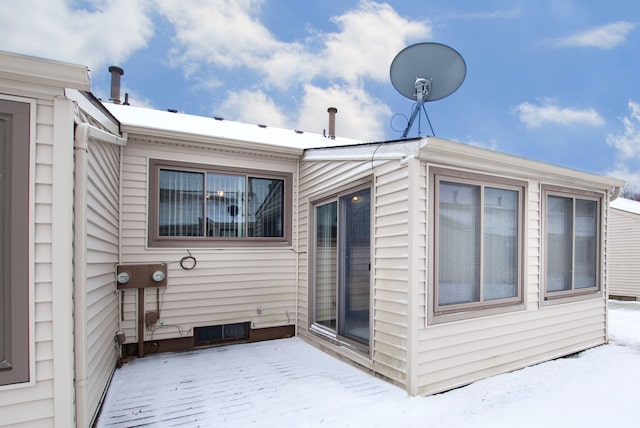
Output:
149 159 292 247
542 186 601 301
431 169 525 320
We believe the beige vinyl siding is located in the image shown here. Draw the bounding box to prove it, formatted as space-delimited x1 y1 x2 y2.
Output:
296 159 371 335
297 157 411 386
607 207 640 299
0 99 55 427
416 298 606 395
416 170 608 396
0 96 74 427
83 140 120 423
371 160 410 384
119 138 298 343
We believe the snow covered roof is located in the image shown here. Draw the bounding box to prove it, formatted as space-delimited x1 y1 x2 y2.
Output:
610 197 640 215
104 103 364 154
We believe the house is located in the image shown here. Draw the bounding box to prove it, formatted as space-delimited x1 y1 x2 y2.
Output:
0 50 625 426
607 197 640 301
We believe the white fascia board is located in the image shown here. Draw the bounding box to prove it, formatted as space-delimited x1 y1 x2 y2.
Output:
123 124 306 158
421 136 626 192
302 139 423 161
0 51 90 91
65 89 121 135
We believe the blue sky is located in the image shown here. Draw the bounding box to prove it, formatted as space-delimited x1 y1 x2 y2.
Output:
2 0 640 190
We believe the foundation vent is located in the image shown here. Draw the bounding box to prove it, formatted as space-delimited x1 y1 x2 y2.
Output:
194 322 249 346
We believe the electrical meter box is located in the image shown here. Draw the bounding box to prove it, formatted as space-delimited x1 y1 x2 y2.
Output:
116 263 167 290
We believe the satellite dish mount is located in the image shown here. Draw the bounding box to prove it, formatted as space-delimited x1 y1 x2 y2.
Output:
390 42 466 138
415 77 431 103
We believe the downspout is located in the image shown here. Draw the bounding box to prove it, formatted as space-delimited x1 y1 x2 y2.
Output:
73 123 90 428
118 144 124 330
294 158 300 336
609 185 622 202
605 184 622 345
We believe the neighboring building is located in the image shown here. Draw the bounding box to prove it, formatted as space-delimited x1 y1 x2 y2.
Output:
0 50 626 426
607 197 640 300
0 51 123 427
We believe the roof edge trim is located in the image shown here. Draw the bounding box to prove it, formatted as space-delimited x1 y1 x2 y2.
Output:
422 136 625 190
0 51 90 91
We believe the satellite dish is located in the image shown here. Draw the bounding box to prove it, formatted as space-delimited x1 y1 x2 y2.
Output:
389 42 466 137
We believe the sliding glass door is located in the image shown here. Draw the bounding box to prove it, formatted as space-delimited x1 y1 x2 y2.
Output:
313 187 371 347
314 202 337 330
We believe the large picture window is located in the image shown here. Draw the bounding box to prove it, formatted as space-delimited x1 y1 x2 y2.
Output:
543 187 601 301
431 169 524 321
1 99 30 386
149 160 291 246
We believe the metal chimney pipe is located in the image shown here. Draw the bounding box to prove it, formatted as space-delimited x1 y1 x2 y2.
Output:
108 66 124 104
327 107 337 139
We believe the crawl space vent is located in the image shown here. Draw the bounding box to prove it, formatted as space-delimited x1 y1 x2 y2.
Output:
194 322 249 346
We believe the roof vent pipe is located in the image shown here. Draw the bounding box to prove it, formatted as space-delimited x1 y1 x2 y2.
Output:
108 66 124 104
327 107 337 139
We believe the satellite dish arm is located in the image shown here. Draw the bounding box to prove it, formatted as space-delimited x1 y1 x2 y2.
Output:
402 101 423 138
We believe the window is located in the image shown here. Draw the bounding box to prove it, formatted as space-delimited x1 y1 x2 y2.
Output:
149 159 291 247
431 169 524 321
312 185 371 350
1 99 30 386
543 187 601 301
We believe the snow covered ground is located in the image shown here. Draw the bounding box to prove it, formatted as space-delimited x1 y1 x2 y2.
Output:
97 300 640 427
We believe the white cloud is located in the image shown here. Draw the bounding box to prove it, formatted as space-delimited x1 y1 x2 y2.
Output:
217 84 391 141
158 0 431 88
553 21 635 49
0 0 426 141
514 100 604 128
457 8 522 20
606 164 637 189
459 136 499 151
0 0 153 72
296 84 391 140
157 0 283 71
607 101 640 160
319 1 431 83
155 1 429 140
218 89 289 128
262 1 431 87
605 101 640 189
